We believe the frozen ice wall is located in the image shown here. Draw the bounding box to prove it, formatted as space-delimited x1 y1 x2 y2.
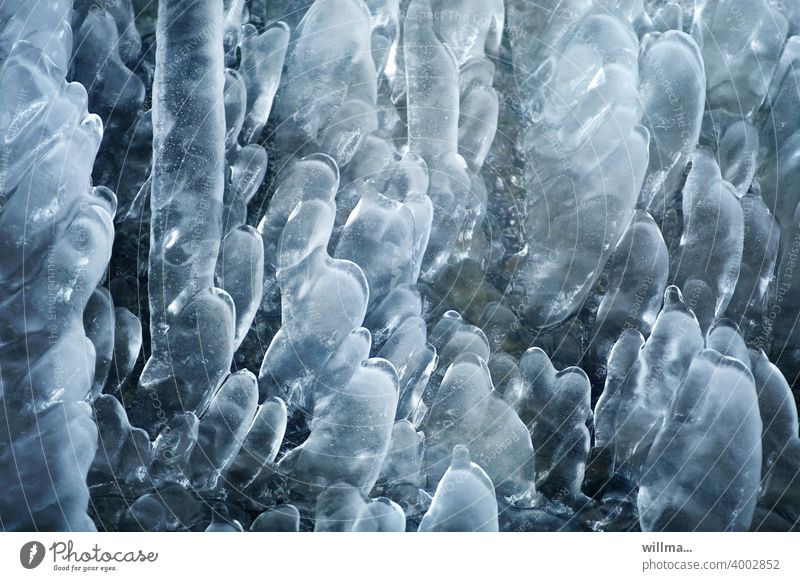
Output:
0 0 114 530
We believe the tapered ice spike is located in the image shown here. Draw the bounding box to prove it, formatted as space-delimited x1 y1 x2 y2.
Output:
418 445 499 532
422 352 535 498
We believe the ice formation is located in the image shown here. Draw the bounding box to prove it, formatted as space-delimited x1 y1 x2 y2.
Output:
1 0 799 532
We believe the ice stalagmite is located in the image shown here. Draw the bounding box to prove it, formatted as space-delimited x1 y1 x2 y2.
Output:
749 350 800 530
404 0 503 278
136 0 234 430
225 397 287 499
257 153 401 506
275 331 399 499
0 0 114 530
759 37 800 382
189 371 259 490
257 156 370 410
692 0 787 355
418 446 499 532
509 2 649 328
216 22 286 348
375 420 429 525
422 352 536 498
71 5 146 211
368 286 437 424
587 210 668 380
251 504 300 532
239 23 289 145
706 320 750 366
73 0 141 66
594 287 704 487
670 150 743 332
638 349 762 531
728 192 780 344
314 483 405 531
335 184 431 311
637 30 704 220
516 349 592 502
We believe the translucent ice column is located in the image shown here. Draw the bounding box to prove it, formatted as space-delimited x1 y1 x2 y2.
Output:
70 5 146 212
670 150 744 332
257 156 369 409
274 330 399 500
509 3 649 328
515 349 592 503
217 19 287 348
728 192 780 344
136 0 234 430
238 23 289 146
404 0 503 278
0 0 115 531
637 30 704 220
758 37 800 380
749 350 800 530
